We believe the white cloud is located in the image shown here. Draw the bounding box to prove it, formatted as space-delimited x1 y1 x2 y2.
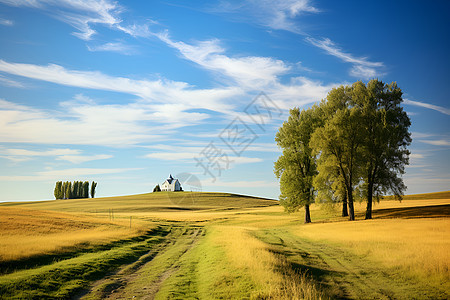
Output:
411 132 436 139
87 41 138 55
0 167 141 181
306 37 384 79
0 0 123 40
0 98 159 146
215 0 319 33
0 60 239 113
0 147 113 163
201 179 278 188
0 75 24 88
152 32 339 106
0 18 13 26
404 99 450 115
56 154 113 164
145 152 262 164
155 31 290 89
419 139 450 146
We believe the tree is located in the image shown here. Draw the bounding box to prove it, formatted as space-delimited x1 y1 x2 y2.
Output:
66 181 72 199
311 85 365 221
78 181 83 199
314 166 348 217
356 80 411 219
82 181 89 198
91 181 97 198
153 184 161 192
274 106 321 223
54 181 62 199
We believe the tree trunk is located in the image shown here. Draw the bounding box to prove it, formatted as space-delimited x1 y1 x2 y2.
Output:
347 188 355 221
304 204 311 223
365 182 373 219
342 193 348 217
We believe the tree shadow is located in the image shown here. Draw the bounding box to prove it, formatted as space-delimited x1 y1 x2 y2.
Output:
371 204 450 219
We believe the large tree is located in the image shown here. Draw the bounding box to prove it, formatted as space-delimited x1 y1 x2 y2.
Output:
355 80 411 219
311 86 365 221
274 106 321 223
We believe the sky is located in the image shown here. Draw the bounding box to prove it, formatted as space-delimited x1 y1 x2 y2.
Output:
0 0 449 201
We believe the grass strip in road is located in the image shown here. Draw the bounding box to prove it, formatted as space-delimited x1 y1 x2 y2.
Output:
0 227 169 299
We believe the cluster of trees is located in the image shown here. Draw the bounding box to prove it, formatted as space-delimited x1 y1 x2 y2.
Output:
275 80 411 223
54 181 97 199
153 184 161 192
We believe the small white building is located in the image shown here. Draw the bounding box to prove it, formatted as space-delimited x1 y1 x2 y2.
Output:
161 174 182 191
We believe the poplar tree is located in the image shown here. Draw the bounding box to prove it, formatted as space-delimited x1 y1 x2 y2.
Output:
66 181 72 199
82 181 89 198
54 181 62 199
91 181 97 198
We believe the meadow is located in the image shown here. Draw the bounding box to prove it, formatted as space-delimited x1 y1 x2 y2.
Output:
0 191 448 299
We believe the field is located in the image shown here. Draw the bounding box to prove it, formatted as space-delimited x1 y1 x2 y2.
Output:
0 191 449 299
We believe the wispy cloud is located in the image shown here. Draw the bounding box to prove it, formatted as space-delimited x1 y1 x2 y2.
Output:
145 152 262 164
404 99 450 115
214 0 319 33
0 17 13 26
419 139 450 146
0 60 239 113
306 37 384 79
0 0 156 41
87 41 138 55
201 178 278 188
0 0 124 40
151 31 338 107
0 147 113 163
0 97 202 146
154 31 290 89
0 74 24 88
0 167 141 181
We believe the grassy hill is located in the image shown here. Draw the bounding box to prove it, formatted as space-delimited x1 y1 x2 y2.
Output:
0 192 278 214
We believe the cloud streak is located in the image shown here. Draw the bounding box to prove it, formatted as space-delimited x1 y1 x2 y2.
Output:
404 99 450 115
87 41 138 55
306 37 384 79
214 0 319 34
0 147 113 163
0 0 124 40
0 167 141 181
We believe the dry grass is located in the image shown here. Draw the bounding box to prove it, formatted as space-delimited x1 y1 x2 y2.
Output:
292 217 450 283
0 207 149 261
211 225 326 299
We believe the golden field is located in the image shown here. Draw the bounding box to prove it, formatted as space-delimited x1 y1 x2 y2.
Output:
0 191 448 299
0 207 149 261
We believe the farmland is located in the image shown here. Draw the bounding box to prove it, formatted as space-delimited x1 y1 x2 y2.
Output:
0 191 449 299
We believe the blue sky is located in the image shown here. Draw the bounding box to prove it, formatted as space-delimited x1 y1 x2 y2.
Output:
0 0 448 201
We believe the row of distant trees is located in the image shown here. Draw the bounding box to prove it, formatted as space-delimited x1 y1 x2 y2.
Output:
54 181 97 199
275 79 411 223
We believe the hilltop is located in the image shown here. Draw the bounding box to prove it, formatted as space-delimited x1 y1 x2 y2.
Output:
0 192 278 214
